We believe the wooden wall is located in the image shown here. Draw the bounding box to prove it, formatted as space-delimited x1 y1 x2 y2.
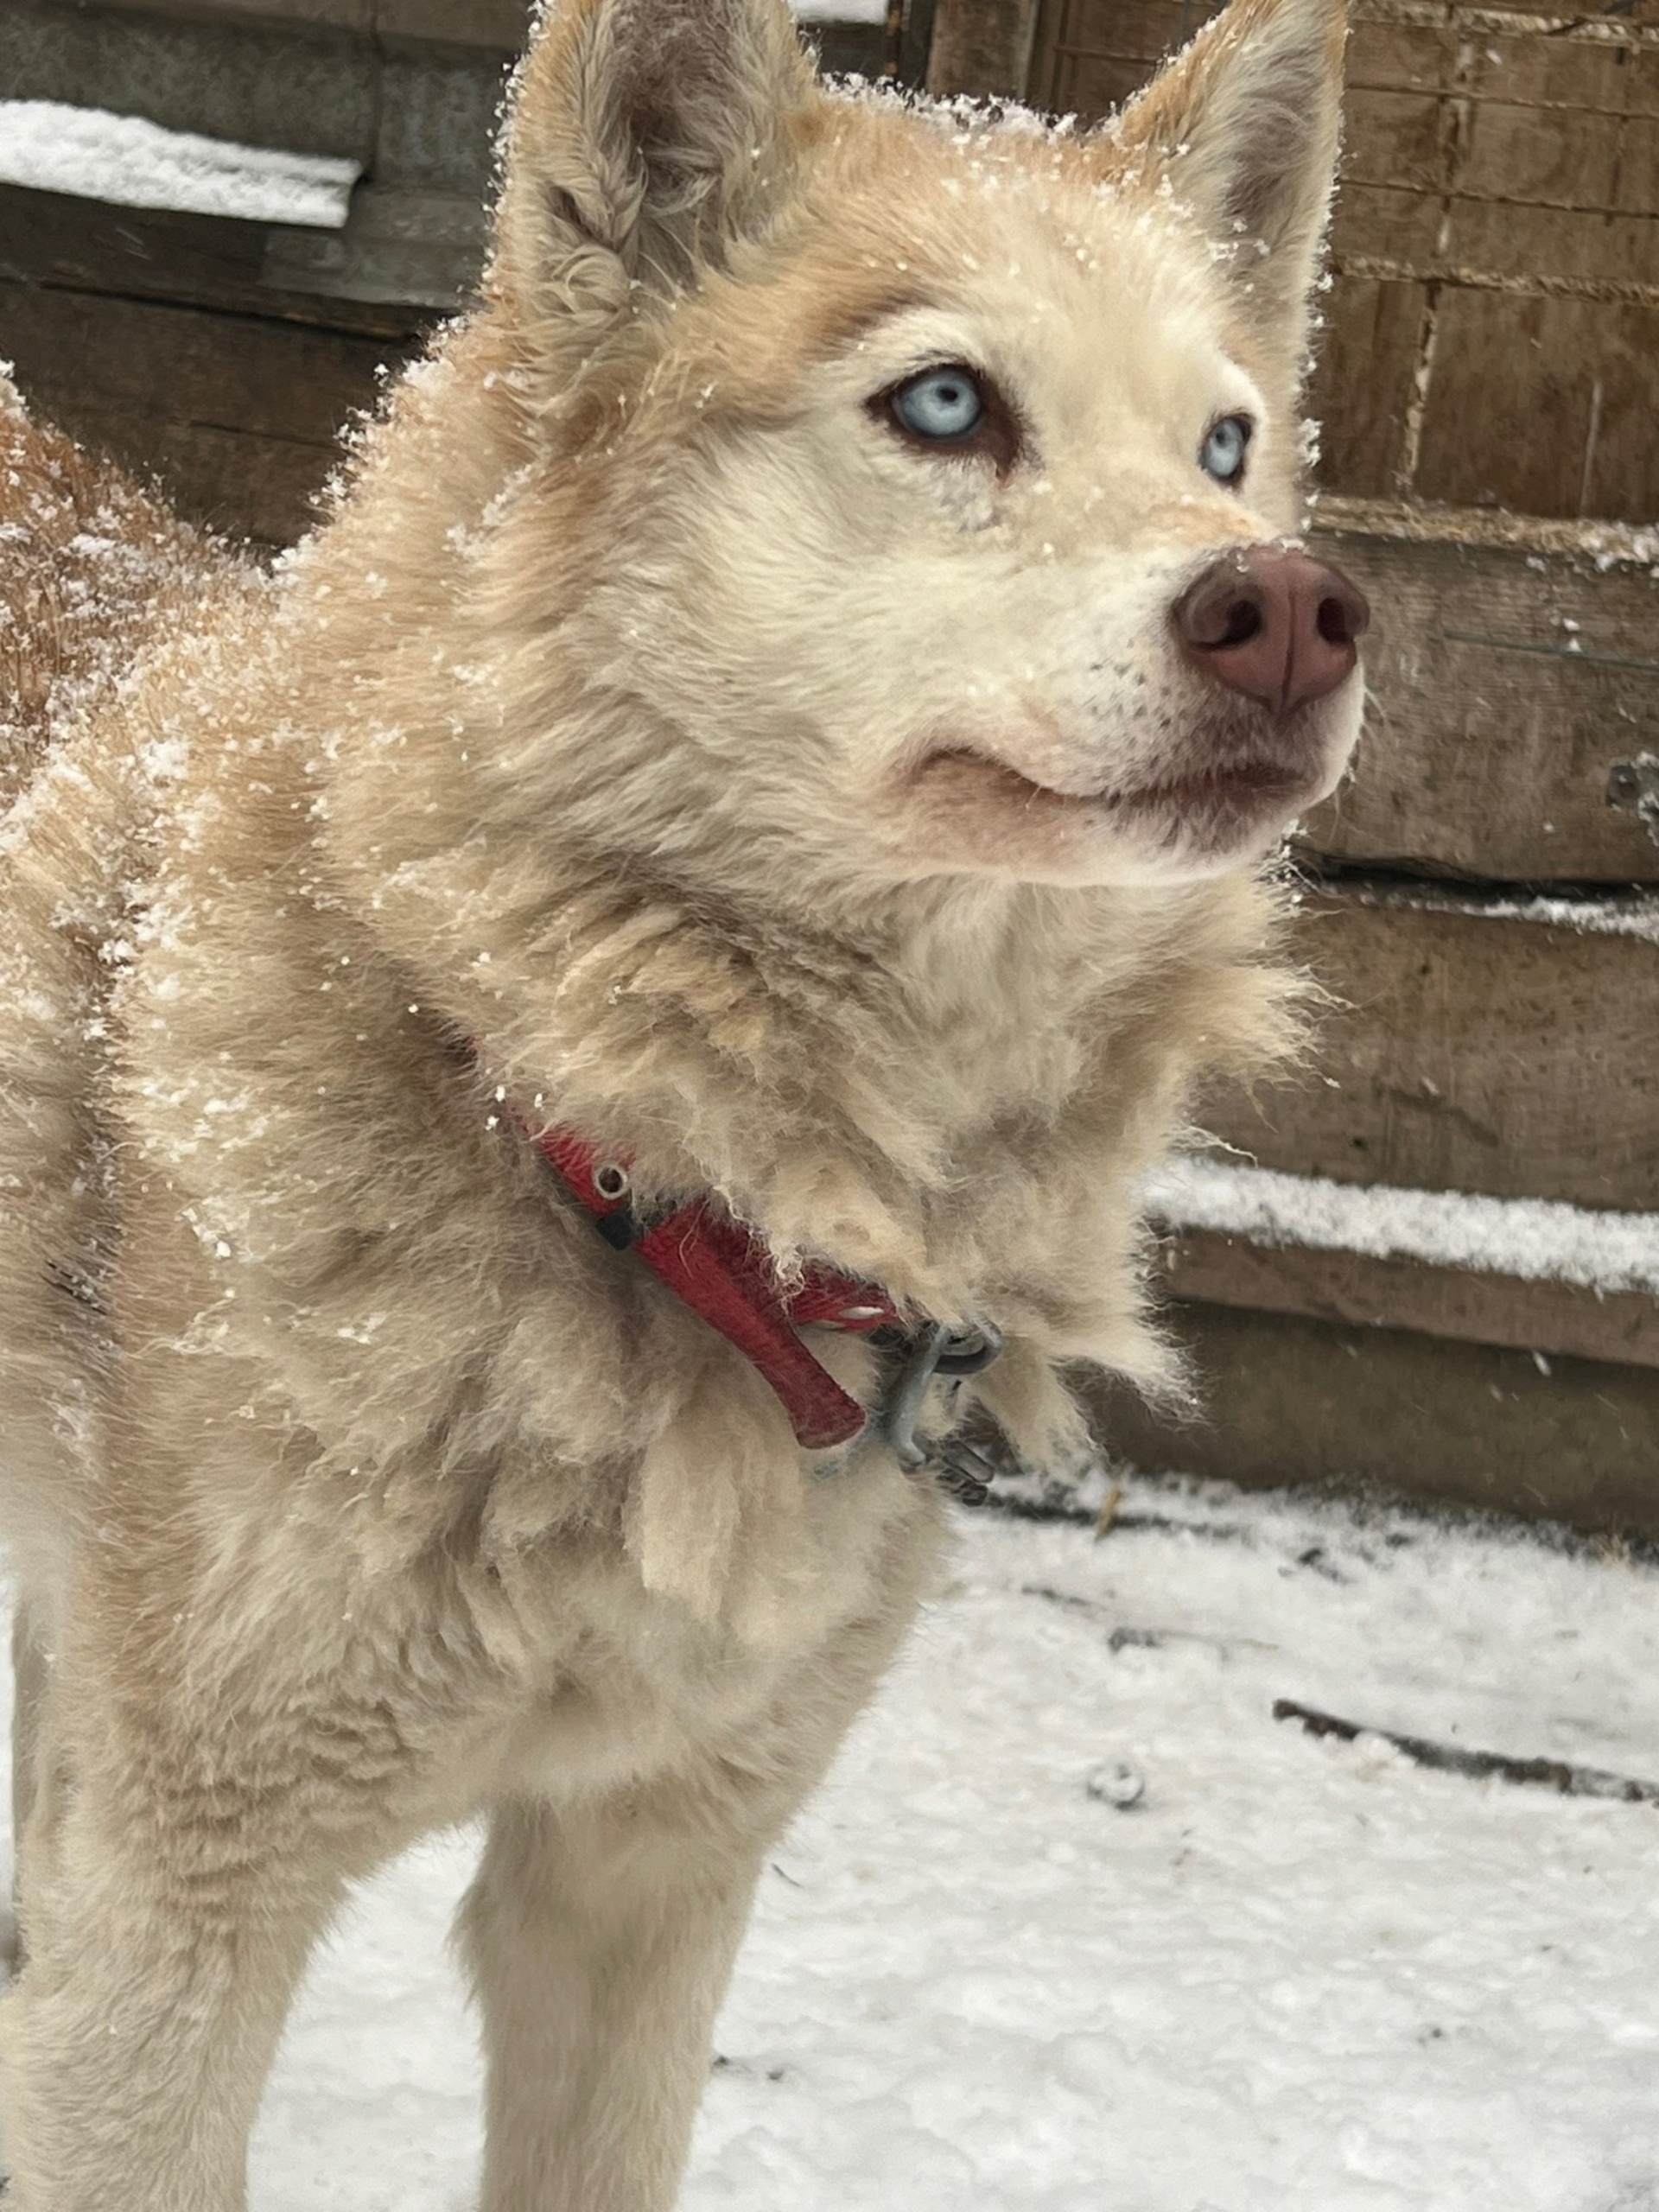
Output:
931 0 1659 1535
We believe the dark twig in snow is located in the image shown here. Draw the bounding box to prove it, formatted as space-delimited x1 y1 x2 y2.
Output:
1022 1585 1277 1654
1274 1700 1659 1805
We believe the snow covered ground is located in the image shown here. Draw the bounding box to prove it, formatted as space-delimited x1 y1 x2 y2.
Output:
11 1471 1659 2209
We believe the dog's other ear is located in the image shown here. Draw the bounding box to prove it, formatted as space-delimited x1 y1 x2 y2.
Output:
491 0 816 348
1111 0 1347 349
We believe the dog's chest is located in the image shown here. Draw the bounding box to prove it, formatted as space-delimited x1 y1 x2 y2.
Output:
486 1461 943 1810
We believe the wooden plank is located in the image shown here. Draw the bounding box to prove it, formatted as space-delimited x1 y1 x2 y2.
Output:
1342 86 1453 196
19 0 528 48
1629 45 1659 121
375 0 531 48
1043 45 1160 118
263 185 489 312
899 0 942 92
0 283 410 544
0 186 429 339
1201 890 1659 1211
1159 1228 1659 1369
1303 279 1425 497
1328 181 1446 269
1413 288 1659 523
1023 0 1187 89
1459 98 1622 209
83 0 372 28
811 20 892 77
1460 24 1637 117
927 0 1043 99
1442 198 1659 289
4 3 518 197
0 0 379 162
1346 16 1455 97
372 45 512 195
1300 508 1659 884
1616 115 1659 213
1084 1302 1659 1541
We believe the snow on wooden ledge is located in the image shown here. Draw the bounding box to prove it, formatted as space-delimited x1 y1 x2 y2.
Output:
790 0 891 20
0 102 361 228
1142 1157 1659 1300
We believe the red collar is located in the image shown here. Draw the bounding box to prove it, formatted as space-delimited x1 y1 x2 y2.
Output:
533 1128 904 1451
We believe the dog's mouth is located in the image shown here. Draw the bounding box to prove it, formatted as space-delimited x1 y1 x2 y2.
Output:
1104 755 1319 822
912 746 1321 830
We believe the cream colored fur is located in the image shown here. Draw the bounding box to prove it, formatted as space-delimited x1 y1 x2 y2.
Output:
0 0 1357 2202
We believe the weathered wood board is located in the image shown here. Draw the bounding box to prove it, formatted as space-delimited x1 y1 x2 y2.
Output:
0 185 429 338
42 0 531 36
930 0 1043 102
1084 1300 1659 1539
3 0 384 162
1000 0 1659 524
0 283 414 544
1160 1227 1659 1370
1302 502 1659 884
1201 887 1659 1210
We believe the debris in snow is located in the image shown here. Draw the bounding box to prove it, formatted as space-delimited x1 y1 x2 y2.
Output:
1274 1699 1659 1806
0 101 360 227
1092 1480 1126 1541
1085 1759 1147 1808
1142 1155 1659 1297
1022 1580 1279 1657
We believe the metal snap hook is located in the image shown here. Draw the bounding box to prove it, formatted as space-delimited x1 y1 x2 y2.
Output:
879 1319 1003 1471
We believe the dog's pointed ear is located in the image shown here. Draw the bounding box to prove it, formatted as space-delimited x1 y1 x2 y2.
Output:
1110 0 1347 349
491 0 816 348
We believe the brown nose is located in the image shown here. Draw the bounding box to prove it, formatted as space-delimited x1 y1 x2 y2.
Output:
1173 546 1370 715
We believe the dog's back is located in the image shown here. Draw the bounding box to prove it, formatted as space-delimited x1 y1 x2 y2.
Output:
0 378 217 815
0 380 238 1599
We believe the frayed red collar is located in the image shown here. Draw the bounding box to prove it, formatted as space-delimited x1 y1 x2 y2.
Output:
534 1127 902 1451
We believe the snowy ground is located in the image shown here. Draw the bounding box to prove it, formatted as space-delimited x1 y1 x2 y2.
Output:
10 1472 1659 2209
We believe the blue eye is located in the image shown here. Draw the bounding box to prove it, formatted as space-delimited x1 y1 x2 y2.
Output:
892 365 986 442
1199 414 1252 486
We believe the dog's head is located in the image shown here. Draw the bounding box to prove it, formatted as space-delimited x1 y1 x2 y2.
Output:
479 0 1361 896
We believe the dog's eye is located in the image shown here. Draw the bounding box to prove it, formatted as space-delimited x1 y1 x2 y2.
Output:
890 365 987 443
1199 414 1253 486
874 363 1022 477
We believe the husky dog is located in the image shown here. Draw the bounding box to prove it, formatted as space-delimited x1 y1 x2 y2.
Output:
0 0 1363 2201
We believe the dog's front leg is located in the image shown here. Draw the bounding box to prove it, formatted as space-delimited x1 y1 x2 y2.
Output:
1 1719 345 2212
460 1788 774 2212
6 1600 50 1973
